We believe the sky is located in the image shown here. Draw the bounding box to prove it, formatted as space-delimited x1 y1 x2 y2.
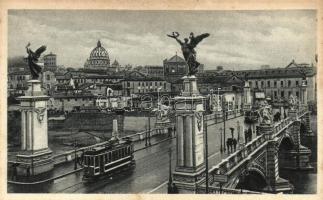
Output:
8 10 317 70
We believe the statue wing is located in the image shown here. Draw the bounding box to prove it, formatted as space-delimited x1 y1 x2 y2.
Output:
34 45 47 58
190 33 210 48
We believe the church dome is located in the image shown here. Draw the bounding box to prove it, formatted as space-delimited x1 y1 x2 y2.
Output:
85 40 110 69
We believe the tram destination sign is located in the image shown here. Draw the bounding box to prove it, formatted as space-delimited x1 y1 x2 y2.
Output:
213 174 228 183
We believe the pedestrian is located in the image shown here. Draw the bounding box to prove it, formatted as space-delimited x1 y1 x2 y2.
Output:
233 138 237 151
26 166 30 177
12 163 18 180
226 139 230 153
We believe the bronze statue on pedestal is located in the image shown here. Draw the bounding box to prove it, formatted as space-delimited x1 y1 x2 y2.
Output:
25 43 47 80
167 32 209 76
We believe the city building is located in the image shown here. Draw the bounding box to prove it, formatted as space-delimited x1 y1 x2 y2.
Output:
122 71 171 96
110 59 121 72
163 54 188 84
43 52 57 72
41 70 57 95
48 92 96 112
84 40 111 71
200 60 316 105
144 65 164 78
8 70 31 96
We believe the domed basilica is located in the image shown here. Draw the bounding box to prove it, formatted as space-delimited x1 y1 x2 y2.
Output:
84 40 110 70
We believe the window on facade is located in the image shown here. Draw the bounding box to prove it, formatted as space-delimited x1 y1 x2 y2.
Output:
164 82 167 89
288 91 292 97
274 91 277 98
267 81 270 87
281 91 284 98
281 81 284 87
296 91 299 97
274 81 277 87
249 81 252 87
255 81 258 87
261 81 264 87
127 82 130 87
288 80 291 87
296 81 299 86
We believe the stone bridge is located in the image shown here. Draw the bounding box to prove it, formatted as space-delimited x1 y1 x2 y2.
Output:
198 108 313 193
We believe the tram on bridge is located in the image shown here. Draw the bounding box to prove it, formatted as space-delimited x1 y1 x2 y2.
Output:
81 137 135 182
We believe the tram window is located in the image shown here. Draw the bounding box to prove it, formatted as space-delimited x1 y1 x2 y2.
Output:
112 151 116 161
95 156 99 167
84 156 88 165
90 157 94 166
105 153 108 163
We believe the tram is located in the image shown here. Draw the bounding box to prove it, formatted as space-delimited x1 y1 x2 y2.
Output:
82 137 135 182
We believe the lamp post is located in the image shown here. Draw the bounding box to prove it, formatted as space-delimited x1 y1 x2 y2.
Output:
222 99 226 152
148 108 151 146
210 89 214 112
204 115 209 194
157 87 162 110
130 94 134 110
220 127 223 152
167 147 173 193
237 121 240 143
217 88 221 111
74 138 78 170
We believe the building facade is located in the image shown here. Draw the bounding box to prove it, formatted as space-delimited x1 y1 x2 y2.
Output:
122 71 171 96
144 65 164 78
43 52 57 72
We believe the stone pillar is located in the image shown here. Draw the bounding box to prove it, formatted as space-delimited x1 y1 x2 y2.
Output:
172 76 206 193
21 110 27 150
243 81 252 111
16 80 54 177
258 124 293 193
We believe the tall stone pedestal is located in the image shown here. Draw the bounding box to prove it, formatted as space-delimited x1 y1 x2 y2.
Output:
15 80 54 177
172 76 206 193
258 125 293 193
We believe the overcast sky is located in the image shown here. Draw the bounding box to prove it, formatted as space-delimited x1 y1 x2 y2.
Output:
8 10 316 70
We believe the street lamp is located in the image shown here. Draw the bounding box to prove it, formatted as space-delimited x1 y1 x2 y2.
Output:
217 88 222 111
74 138 78 170
222 99 227 152
157 87 162 110
203 114 209 193
210 89 214 112
220 127 223 152
237 121 240 143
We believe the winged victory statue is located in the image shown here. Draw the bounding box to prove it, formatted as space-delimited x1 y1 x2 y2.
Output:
25 43 47 80
167 32 209 76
